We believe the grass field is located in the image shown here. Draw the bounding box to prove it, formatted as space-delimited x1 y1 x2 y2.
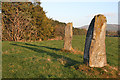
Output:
2 35 118 78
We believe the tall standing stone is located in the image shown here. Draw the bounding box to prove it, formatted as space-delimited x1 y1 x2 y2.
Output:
64 23 73 51
84 14 107 67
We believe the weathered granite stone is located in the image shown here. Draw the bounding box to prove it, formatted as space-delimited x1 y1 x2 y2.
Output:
84 14 107 67
64 23 73 51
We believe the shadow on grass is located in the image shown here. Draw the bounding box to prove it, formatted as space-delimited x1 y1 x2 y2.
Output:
25 43 61 51
11 43 83 67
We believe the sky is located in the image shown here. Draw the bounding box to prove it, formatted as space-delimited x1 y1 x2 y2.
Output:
41 1 118 27
2 0 118 27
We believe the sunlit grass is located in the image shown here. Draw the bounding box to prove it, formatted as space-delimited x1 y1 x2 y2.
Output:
2 35 118 78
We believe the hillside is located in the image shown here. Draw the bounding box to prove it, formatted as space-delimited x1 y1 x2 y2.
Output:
79 24 119 31
2 35 118 78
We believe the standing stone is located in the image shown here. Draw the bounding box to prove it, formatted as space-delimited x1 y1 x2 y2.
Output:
64 23 73 51
84 14 107 67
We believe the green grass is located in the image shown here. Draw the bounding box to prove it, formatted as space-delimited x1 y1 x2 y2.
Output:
2 35 118 78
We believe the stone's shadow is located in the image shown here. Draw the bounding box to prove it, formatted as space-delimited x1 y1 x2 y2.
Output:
40 46 61 51
25 43 61 51
11 43 47 53
25 43 39 47
11 43 82 67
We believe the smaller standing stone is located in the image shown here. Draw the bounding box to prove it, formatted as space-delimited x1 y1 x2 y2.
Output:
64 23 73 51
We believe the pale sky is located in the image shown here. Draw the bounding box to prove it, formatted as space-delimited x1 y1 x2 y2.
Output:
5 0 118 27
41 2 118 27
40 0 119 2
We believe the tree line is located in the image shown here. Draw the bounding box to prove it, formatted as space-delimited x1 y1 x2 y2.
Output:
73 28 119 37
106 31 119 37
2 2 66 41
3 2 115 42
73 28 87 35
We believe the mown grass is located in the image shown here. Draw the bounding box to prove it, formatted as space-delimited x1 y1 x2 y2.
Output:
2 35 118 78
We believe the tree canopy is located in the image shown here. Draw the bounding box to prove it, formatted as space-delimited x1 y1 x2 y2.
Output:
2 2 66 41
